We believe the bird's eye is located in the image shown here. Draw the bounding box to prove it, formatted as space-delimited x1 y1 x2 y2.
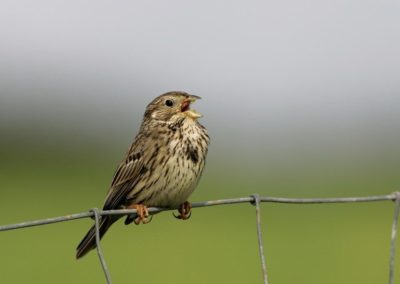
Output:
165 99 174 107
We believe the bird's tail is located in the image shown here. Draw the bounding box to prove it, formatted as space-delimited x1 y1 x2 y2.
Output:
76 215 116 259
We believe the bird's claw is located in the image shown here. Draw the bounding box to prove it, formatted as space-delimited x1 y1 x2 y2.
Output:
127 204 152 225
173 211 192 220
173 201 192 220
134 214 153 225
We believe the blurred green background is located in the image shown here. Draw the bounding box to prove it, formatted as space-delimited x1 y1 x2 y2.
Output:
1 130 399 284
1 1 400 283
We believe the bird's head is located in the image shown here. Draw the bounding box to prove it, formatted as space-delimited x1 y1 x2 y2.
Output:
144 91 202 122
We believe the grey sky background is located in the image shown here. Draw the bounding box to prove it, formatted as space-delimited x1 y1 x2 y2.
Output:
1 0 399 194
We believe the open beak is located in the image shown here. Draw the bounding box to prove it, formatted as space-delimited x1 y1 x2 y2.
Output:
181 95 202 119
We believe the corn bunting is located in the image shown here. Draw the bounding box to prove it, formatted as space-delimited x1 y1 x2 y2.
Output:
76 91 209 259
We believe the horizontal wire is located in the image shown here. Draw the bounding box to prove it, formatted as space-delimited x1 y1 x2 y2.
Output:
1 192 399 284
0 193 397 232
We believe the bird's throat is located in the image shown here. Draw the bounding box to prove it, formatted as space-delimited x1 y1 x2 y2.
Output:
183 109 202 119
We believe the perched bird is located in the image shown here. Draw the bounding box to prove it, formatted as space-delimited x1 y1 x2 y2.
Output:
76 91 209 259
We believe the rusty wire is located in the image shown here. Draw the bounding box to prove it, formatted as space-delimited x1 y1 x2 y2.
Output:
0 192 400 284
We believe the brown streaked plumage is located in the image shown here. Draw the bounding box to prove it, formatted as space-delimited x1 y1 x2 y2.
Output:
76 91 209 259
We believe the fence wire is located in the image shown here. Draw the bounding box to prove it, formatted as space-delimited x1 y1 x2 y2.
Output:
1 192 400 284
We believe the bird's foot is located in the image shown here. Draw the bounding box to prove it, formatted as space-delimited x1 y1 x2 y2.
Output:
174 201 192 220
127 204 152 225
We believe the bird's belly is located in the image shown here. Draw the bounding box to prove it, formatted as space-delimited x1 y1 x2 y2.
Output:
131 155 204 208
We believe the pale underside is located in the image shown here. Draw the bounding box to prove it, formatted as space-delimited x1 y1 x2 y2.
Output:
104 116 209 210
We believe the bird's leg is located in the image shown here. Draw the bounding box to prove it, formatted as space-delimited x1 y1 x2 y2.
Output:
174 201 192 220
126 204 152 225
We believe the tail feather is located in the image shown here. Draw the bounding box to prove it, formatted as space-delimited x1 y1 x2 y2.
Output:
76 216 115 259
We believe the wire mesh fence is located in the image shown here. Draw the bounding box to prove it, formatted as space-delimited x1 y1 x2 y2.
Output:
1 192 400 284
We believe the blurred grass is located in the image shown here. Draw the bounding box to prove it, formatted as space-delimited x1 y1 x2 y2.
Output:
1 141 400 283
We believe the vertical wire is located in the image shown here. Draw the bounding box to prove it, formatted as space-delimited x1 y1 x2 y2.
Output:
91 208 112 284
389 193 400 284
252 194 268 284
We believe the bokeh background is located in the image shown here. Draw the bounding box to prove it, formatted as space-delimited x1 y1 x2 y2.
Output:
1 1 400 283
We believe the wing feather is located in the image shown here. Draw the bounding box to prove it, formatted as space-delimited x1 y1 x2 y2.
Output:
102 140 147 210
